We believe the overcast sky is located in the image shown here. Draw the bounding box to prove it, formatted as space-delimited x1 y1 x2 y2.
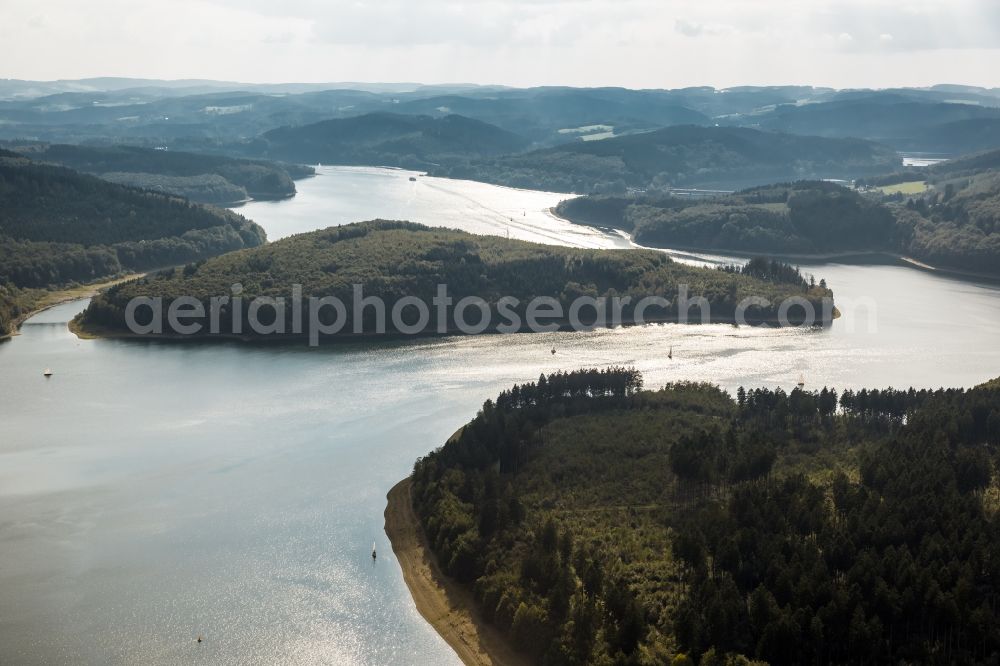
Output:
4 0 1000 89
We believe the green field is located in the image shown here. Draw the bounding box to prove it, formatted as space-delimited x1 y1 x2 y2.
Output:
877 180 927 195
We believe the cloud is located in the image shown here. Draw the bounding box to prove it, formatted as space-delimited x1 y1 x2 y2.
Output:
2 0 1000 88
675 19 704 37
810 0 1000 52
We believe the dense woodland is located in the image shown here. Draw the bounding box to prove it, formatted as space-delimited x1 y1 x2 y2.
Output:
249 118 899 194
0 282 43 339
893 168 1000 275
11 143 311 203
861 153 1000 275
0 151 265 335
257 112 529 168
411 369 1000 665
98 171 248 205
441 126 900 194
718 257 821 290
79 221 833 338
557 182 897 254
753 96 1000 153
559 171 1000 275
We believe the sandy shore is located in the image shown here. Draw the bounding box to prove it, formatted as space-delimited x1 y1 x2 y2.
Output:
384 478 530 666
1 273 144 341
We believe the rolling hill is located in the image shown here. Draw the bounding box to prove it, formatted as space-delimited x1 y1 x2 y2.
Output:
441 125 901 193
256 112 531 168
748 95 1000 154
13 143 312 204
390 88 711 144
0 150 265 334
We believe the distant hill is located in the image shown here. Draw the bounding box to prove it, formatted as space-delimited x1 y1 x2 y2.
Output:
13 143 312 204
0 87 390 145
442 125 901 193
750 97 1000 154
256 112 530 168
391 88 710 144
0 152 265 334
927 147 1000 178
0 84 756 147
855 146 1000 189
3 81 1000 154
892 118 1000 154
757 98 1000 137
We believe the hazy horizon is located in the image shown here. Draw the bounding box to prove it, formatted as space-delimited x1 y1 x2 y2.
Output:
2 76 998 93
4 0 1000 90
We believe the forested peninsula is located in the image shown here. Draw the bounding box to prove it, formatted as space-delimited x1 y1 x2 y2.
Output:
397 368 1000 665
10 143 313 204
0 149 265 337
557 167 1000 277
76 221 834 341
556 182 896 255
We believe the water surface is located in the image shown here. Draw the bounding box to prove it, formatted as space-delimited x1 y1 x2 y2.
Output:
3 167 1000 665
238 166 631 249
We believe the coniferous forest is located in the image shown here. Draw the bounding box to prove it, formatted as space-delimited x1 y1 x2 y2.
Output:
412 369 1000 665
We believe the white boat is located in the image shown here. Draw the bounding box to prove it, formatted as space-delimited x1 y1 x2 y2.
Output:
43 368 52 377
371 541 377 560
797 374 805 388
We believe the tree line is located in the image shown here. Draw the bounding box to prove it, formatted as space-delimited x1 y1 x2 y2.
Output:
411 369 1000 664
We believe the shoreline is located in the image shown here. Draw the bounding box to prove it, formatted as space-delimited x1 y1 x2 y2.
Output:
69 307 838 344
384 478 528 666
895 256 1000 285
547 208 1000 283
1 273 144 342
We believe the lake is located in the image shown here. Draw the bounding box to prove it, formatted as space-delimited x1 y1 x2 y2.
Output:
900 152 951 167
235 165 632 249
2 167 1000 665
